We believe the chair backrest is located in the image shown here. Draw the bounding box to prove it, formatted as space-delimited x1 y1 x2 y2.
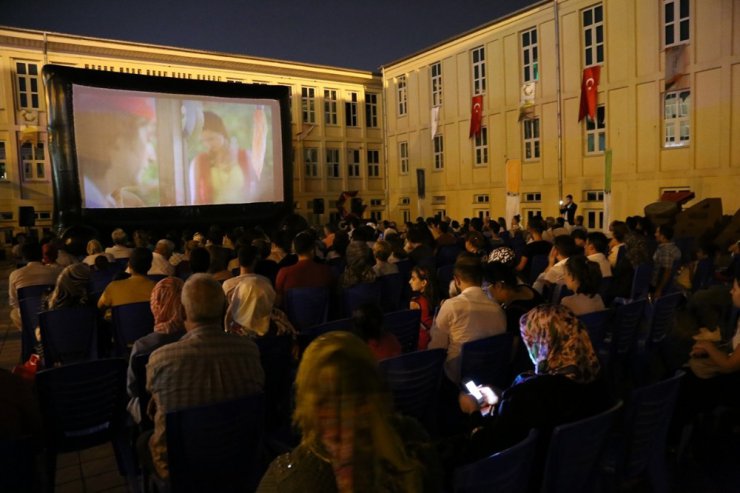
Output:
460 333 514 389
691 258 714 292
36 358 128 452
285 287 330 332
551 284 573 304
298 318 353 352
166 393 265 493
437 264 455 299
437 245 463 267
17 284 54 301
542 400 623 493
612 298 647 356
114 258 129 271
379 273 404 312
39 306 99 366
255 335 295 430
578 309 613 368
383 309 421 353
19 296 45 362
528 255 550 285
379 348 446 429
621 372 684 479
453 429 539 493
132 352 152 428
646 292 682 344
147 274 168 283
598 277 612 299
111 302 154 356
343 281 381 317
630 264 654 300
395 259 413 301
0 436 36 492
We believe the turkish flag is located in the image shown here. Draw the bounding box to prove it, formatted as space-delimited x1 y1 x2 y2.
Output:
469 95 483 138
578 66 600 122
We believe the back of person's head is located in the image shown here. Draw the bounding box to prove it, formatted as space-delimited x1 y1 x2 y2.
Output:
181 273 226 325
465 231 486 250
133 229 151 248
251 238 271 259
565 254 602 296
554 235 578 258
586 232 609 254
189 247 211 274
207 224 224 246
373 240 392 262
483 261 518 288
111 228 128 246
293 231 316 256
625 216 638 231
575 215 584 226
469 217 483 232
87 239 104 255
488 220 501 235
556 217 565 228
454 253 483 285
528 217 546 234
658 224 674 241
128 247 153 275
438 221 450 234
207 245 229 273
610 221 628 242
238 245 259 270
571 229 587 243
352 303 386 342
272 229 294 253
155 239 174 256
405 226 426 245
94 254 110 271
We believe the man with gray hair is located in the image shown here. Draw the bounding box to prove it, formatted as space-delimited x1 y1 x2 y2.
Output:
143 274 264 481
149 239 175 276
105 228 133 259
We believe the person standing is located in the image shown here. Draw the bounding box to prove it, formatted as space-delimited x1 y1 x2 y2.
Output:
559 194 578 225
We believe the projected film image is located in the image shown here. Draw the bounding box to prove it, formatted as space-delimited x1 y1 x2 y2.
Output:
73 85 283 209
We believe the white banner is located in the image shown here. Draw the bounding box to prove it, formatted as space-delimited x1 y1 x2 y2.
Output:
431 106 440 140
506 193 520 229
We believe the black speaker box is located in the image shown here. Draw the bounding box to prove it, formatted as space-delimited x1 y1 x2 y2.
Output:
18 206 35 227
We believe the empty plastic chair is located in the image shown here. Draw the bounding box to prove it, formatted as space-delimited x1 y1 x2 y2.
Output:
285 287 330 332
166 393 265 493
111 301 154 356
379 273 403 312
343 281 381 317
39 305 98 366
578 309 613 368
384 309 421 353
460 333 514 390
630 264 654 301
379 348 446 430
453 429 538 493
542 401 623 493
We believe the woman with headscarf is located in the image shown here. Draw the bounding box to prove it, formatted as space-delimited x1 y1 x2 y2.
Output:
452 304 612 474
339 240 377 289
258 331 439 492
126 277 186 423
46 263 91 310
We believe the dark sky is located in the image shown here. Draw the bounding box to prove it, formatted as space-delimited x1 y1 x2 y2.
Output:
0 0 542 71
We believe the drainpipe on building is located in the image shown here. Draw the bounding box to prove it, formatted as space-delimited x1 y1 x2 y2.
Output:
554 0 564 205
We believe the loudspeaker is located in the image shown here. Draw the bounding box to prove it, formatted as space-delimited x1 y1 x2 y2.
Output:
313 198 325 214
18 206 35 227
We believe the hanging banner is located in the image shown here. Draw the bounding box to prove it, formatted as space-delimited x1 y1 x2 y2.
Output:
505 159 522 227
665 44 689 91
603 149 613 232
431 106 440 140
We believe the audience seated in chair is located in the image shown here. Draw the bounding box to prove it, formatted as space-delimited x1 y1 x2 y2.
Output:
9 241 62 330
97 247 156 320
275 231 334 307
532 235 577 294
561 255 605 316
351 303 401 361
105 228 133 260
148 239 175 276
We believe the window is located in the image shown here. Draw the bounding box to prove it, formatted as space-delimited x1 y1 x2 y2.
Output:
523 209 542 225
370 199 384 207
326 148 340 178
367 150 380 177
523 118 541 161
370 211 383 222
35 211 51 221
476 210 491 219
15 62 40 109
433 135 444 170
399 141 409 175
20 141 46 181
472 46 486 95
301 87 316 124
397 76 407 116
585 209 604 230
474 127 488 166
582 4 604 66
365 93 378 128
348 149 361 177
583 190 605 202
522 192 542 202
664 0 690 46
433 209 447 219
431 196 446 205
585 105 606 154
399 197 411 206
521 28 539 83
324 89 338 125
0 142 7 181
431 62 443 107
474 194 490 204
345 92 358 127
664 90 690 148
304 148 318 178
402 209 411 223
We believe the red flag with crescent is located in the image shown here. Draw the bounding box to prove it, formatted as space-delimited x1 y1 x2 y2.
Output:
469 95 483 138
578 66 600 122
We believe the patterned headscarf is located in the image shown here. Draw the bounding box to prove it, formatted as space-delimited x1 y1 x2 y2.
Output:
150 277 185 334
295 332 423 492
519 304 600 384
48 263 91 310
340 241 377 288
488 246 516 266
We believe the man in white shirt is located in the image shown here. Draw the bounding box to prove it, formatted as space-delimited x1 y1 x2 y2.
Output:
9 242 62 329
105 228 133 259
429 255 506 384
533 235 578 295
585 232 613 279
149 240 175 276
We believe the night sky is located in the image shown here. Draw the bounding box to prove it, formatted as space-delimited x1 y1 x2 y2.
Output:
0 0 542 71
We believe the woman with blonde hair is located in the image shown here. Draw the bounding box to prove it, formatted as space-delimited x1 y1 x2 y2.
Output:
258 331 437 492
83 239 115 266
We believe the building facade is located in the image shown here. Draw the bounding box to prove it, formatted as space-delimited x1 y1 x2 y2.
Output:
0 27 385 245
382 0 740 228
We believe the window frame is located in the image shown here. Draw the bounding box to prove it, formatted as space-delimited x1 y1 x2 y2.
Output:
582 4 605 67
15 61 41 110
326 148 340 179
365 92 378 128
19 140 48 182
324 89 338 126
397 75 408 116
367 149 380 178
585 105 607 155
474 127 489 166
348 149 361 178
301 86 316 124
0 141 7 181
663 89 691 148
521 28 539 83
523 118 541 161
431 61 443 107
664 0 690 47
433 135 444 171
399 141 409 175
585 209 604 230
345 91 358 127
303 147 319 178
471 46 486 96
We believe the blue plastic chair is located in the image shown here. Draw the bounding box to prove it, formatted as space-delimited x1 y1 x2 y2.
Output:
111 302 154 356
542 400 623 493
383 309 421 353
528 255 549 285
691 257 714 293
17 284 55 300
39 305 99 366
298 318 353 352
343 281 381 317
630 264 654 300
578 309 613 368
453 429 539 493
166 393 265 493
131 351 153 429
379 348 446 430
379 273 404 312
19 296 45 362
610 298 647 359
36 358 136 489
255 335 295 430
395 259 413 301
604 372 684 493
285 286 330 332
460 333 514 390
643 292 682 348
